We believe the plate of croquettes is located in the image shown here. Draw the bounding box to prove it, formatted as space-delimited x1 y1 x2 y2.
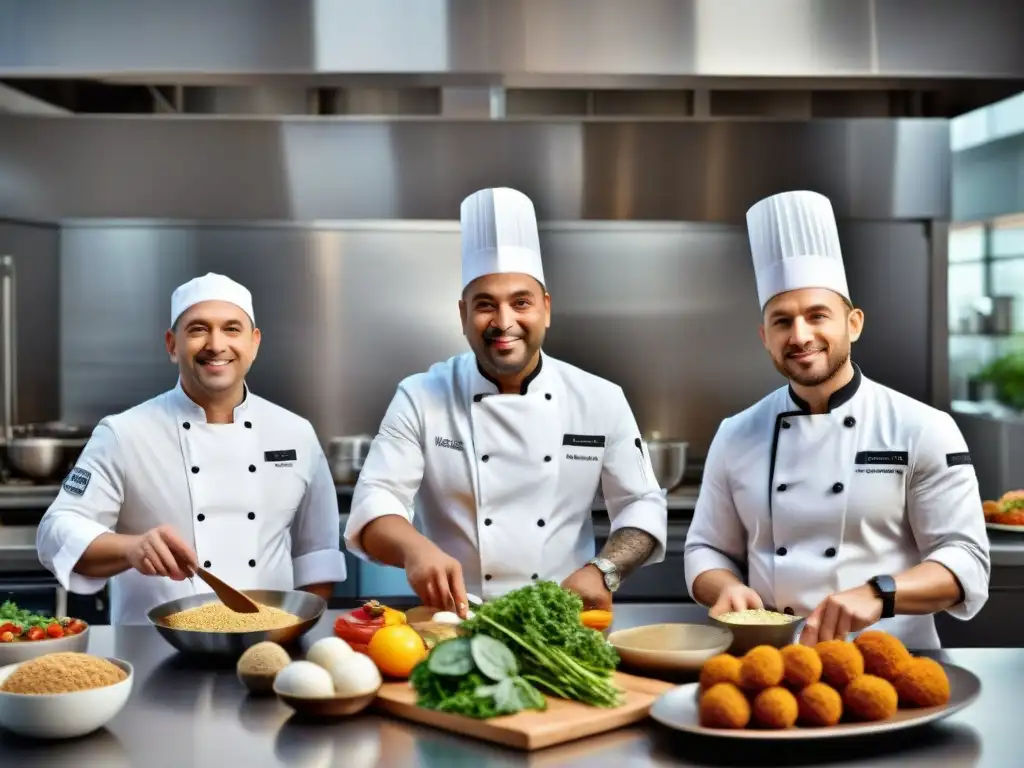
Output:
650 630 980 739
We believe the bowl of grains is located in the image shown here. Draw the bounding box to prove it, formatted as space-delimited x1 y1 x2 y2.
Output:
0 651 133 739
709 608 804 655
147 589 326 659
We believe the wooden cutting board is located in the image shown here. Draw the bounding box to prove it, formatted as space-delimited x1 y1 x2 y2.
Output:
372 671 675 751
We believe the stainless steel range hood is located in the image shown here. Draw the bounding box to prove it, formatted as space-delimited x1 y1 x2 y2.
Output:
2 0 1023 83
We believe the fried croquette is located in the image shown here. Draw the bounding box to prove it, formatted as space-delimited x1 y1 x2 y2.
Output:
780 643 822 688
894 657 951 707
854 631 911 682
816 639 864 689
700 654 742 690
751 686 799 729
699 682 751 729
797 682 843 727
739 645 785 691
842 674 899 721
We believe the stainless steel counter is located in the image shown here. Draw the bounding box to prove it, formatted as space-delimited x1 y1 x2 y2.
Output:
0 603 1006 767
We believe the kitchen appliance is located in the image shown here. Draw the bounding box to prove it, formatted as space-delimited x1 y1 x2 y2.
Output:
645 435 688 492
328 434 373 485
0 255 89 482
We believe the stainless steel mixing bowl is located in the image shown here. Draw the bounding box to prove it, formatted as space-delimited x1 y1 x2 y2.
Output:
147 589 326 659
646 439 689 492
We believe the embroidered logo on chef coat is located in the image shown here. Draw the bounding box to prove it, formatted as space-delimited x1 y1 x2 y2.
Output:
62 467 91 496
434 436 465 452
854 451 908 475
946 452 973 467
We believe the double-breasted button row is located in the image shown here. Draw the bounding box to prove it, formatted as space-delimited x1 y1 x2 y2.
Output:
191 464 257 474
184 420 253 429
775 546 838 558
483 518 545 527
197 512 256 522
775 482 844 493
481 454 552 462
200 558 257 568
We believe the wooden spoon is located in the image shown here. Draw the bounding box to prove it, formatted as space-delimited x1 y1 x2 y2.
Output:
193 567 261 613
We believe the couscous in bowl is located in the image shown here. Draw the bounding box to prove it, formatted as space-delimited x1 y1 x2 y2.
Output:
147 589 326 660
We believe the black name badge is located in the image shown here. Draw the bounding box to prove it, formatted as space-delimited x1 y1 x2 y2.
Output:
854 451 909 466
562 434 606 448
265 449 298 462
947 452 973 467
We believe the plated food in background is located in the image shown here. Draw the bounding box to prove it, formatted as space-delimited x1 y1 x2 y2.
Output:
0 652 135 740
161 600 300 632
696 631 952 731
984 490 1024 528
0 600 88 642
409 581 622 720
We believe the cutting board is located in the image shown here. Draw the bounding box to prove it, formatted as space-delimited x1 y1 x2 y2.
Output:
372 671 675 751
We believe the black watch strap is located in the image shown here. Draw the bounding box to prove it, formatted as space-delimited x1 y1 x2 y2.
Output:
869 575 897 619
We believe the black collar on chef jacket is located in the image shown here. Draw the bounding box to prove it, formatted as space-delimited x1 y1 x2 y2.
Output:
475 352 544 396
787 362 863 414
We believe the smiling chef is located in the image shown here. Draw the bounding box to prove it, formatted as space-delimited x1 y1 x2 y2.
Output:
343 187 668 616
683 190 991 649
35 273 347 624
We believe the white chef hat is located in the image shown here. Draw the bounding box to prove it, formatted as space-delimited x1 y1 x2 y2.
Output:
460 187 545 292
170 273 255 328
746 190 850 311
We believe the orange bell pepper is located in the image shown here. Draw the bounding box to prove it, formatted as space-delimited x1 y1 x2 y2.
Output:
580 609 613 632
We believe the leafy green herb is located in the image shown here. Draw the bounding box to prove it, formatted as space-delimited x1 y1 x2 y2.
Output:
411 635 547 719
0 600 60 631
459 581 623 708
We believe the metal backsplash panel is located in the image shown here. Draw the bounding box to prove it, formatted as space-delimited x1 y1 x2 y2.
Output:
59 219 934 456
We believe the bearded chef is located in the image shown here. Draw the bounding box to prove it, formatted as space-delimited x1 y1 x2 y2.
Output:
36 273 347 624
344 187 668 616
683 190 991 649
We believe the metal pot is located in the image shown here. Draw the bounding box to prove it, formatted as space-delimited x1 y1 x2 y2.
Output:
5 436 86 481
645 438 688 492
327 435 374 485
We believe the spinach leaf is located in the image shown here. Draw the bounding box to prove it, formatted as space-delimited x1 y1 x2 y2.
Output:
427 637 474 676
470 634 518 681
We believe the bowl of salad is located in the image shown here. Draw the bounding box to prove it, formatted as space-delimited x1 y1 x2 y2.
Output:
0 601 90 665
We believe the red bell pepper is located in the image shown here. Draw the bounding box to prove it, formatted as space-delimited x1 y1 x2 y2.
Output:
334 600 387 653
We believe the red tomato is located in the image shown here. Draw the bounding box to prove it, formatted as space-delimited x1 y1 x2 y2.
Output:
0 623 13 634
46 623 64 638
25 627 45 641
9 624 23 637
334 609 385 648
0 631 13 643
65 620 86 635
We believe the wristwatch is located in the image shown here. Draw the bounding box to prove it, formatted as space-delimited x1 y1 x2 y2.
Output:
868 575 897 619
588 557 621 593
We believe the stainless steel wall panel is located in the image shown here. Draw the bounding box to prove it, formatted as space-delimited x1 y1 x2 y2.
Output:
0 117 951 223
59 219 936 457
2 0 1022 80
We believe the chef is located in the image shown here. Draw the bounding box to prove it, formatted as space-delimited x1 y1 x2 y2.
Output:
683 190 991 649
344 187 668 615
36 273 347 624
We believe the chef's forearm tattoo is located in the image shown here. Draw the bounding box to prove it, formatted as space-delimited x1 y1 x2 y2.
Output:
598 527 657 579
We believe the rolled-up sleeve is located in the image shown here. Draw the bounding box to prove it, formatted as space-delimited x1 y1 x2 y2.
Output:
36 421 125 595
291 424 348 587
684 419 747 599
344 383 426 562
600 387 668 567
908 412 991 620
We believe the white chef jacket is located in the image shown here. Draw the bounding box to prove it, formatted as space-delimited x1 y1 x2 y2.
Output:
684 365 991 649
36 380 347 625
344 352 668 600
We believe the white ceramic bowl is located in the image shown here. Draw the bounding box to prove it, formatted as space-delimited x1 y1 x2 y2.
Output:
0 656 133 739
0 626 90 666
608 623 734 674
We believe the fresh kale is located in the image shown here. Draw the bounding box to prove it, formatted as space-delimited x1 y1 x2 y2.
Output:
410 635 547 719
458 581 623 708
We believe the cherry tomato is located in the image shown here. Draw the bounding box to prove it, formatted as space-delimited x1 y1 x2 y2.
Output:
9 624 23 637
0 623 13 634
46 623 64 638
0 631 13 643
65 620 86 635
26 627 45 641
